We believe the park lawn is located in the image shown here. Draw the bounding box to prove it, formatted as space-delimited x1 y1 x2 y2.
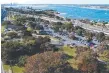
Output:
62 46 76 57
3 65 24 73
62 46 78 70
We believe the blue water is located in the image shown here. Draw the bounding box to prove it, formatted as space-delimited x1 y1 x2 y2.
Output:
33 5 109 22
2 4 109 22
1 8 7 22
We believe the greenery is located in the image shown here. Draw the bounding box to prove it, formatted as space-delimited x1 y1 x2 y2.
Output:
76 29 83 36
1 41 23 64
1 25 6 33
24 51 74 73
3 65 24 73
62 46 76 57
97 43 109 72
17 55 28 67
75 26 85 36
2 21 11 26
2 7 109 73
61 46 77 69
27 27 33 32
35 25 44 30
52 22 63 32
96 32 105 42
63 22 73 31
6 31 18 38
85 31 93 42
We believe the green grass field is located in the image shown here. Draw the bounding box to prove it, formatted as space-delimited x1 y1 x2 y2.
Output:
3 65 24 73
62 46 76 57
62 46 78 69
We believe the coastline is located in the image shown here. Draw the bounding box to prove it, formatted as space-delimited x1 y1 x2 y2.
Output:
2 6 109 36
78 6 109 11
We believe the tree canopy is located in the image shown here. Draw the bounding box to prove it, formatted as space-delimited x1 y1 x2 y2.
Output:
24 51 74 73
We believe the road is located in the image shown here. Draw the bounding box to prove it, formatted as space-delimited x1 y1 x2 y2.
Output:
73 20 109 35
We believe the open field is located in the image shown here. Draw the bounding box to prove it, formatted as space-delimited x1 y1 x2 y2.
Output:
61 46 78 69
3 65 24 73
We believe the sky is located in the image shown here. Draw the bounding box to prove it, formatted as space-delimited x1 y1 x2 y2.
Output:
0 0 109 4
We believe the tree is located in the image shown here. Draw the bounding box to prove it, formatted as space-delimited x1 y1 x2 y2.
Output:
37 36 51 52
2 21 11 25
75 50 99 73
1 41 23 64
13 20 22 26
63 22 73 31
53 25 60 32
18 55 28 67
6 31 18 38
23 30 32 36
85 31 93 42
76 29 83 36
27 17 35 21
52 22 63 32
56 16 64 20
13 16 26 25
98 49 109 72
74 47 108 73
35 25 44 30
43 36 51 43
24 51 73 73
75 26 85 36
22 36 51 54
22 36 37 54
96 32 105 42
97 42 109 72
28 22 36 29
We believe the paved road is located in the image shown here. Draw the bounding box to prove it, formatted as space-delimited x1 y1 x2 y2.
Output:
73 20 109 35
